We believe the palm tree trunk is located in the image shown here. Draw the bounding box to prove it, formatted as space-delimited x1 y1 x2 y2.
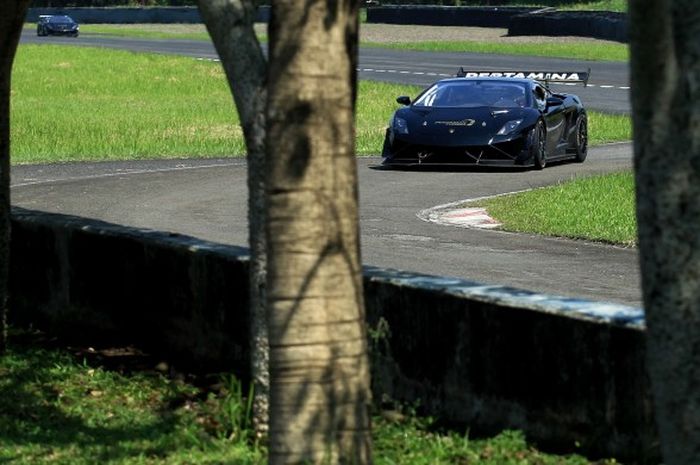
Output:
630 0 700 463
265 1 372 464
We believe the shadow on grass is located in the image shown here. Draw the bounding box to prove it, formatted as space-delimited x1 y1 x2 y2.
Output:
0 335 195 463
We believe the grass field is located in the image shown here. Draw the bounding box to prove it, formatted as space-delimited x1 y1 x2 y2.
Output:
481 171 636 245
11 45 630 164
0 332 616 465
500 0 626 11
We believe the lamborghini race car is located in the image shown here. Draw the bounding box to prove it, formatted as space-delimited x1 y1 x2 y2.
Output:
37 15 80 37
381 69 590 169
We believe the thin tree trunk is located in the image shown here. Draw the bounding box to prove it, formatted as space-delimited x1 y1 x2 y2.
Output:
630 1 700 463
265 1 372 464
0 0 31 355
196 0 269 435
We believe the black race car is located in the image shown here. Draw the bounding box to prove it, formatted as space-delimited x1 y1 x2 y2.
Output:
37 15 80 37
381 69 589 169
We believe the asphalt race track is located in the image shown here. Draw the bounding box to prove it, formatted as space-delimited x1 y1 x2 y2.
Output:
14 32 641 307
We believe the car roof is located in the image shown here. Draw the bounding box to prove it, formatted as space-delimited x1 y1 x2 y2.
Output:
436 77 536 86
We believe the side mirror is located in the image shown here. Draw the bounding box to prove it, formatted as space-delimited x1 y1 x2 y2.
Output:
546 96 564 108
396 96 411 106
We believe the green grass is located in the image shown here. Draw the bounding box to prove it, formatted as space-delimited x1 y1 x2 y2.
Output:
377 0 626 13
534 0 627 12
0 333 616 464
81 23 215 41
408 1 627 12
11 45 630 164
482 171 637 245
12 45 246 163
0 336 263 464
365 40 628 62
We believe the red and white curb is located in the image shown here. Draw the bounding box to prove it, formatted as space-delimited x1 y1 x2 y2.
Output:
431 207 501 229
418 189 532 230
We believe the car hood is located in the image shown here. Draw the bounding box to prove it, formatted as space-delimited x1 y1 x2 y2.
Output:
394 106 537 146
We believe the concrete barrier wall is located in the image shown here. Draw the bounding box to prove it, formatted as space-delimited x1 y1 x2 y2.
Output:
366 6 627 42
9 208 252 374
26 6 271 24
367 6 539 28
8 208 658 463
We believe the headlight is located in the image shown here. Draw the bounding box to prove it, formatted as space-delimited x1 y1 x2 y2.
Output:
496 119 523 135
393 116 409 135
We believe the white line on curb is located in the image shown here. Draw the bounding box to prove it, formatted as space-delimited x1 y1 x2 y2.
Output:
417 188 534 230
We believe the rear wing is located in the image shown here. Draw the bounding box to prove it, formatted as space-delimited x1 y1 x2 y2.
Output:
456 67 590 87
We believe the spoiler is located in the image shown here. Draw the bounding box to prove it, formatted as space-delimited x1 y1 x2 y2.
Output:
456 67 590 87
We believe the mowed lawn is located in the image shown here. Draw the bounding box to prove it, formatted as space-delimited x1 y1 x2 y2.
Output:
482 171 637 246
11 45 630 164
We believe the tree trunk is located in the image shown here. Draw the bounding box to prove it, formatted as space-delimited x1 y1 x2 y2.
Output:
0 0 31 355
196 0 269 435
265 1 372 464
630 1 700 463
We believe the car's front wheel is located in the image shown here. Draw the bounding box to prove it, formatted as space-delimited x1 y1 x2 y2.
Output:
37 26 45 36
573 113 588 163
530 120 547 170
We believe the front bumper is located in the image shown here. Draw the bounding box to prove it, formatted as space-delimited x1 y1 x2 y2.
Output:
381 130 532 167
46 28 79 36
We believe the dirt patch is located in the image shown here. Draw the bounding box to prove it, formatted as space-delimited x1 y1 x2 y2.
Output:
80 22 621 46
358 23 622 45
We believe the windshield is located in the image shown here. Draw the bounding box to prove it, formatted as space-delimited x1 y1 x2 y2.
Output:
49 16 75 23
413 80 529 109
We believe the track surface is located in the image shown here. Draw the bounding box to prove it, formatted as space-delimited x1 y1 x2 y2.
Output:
14 32 640 306
12 144 641 307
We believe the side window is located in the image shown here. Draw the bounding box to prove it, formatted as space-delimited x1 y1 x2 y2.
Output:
533 85 546 108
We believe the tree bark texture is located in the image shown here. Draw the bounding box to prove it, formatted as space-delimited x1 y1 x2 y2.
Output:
196 0 270 434
630 1 700 463
265 1 372 464
0 0 31 355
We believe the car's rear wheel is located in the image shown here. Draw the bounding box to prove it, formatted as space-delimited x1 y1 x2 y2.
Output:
531 120 547 170
573 113 588 163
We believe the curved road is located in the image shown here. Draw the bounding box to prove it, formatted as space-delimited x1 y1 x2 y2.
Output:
12 144 640 307
14 32 640 307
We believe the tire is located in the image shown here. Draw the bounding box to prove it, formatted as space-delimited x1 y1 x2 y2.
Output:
530 120 547 170
573 113 588 163
37 26 44 36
